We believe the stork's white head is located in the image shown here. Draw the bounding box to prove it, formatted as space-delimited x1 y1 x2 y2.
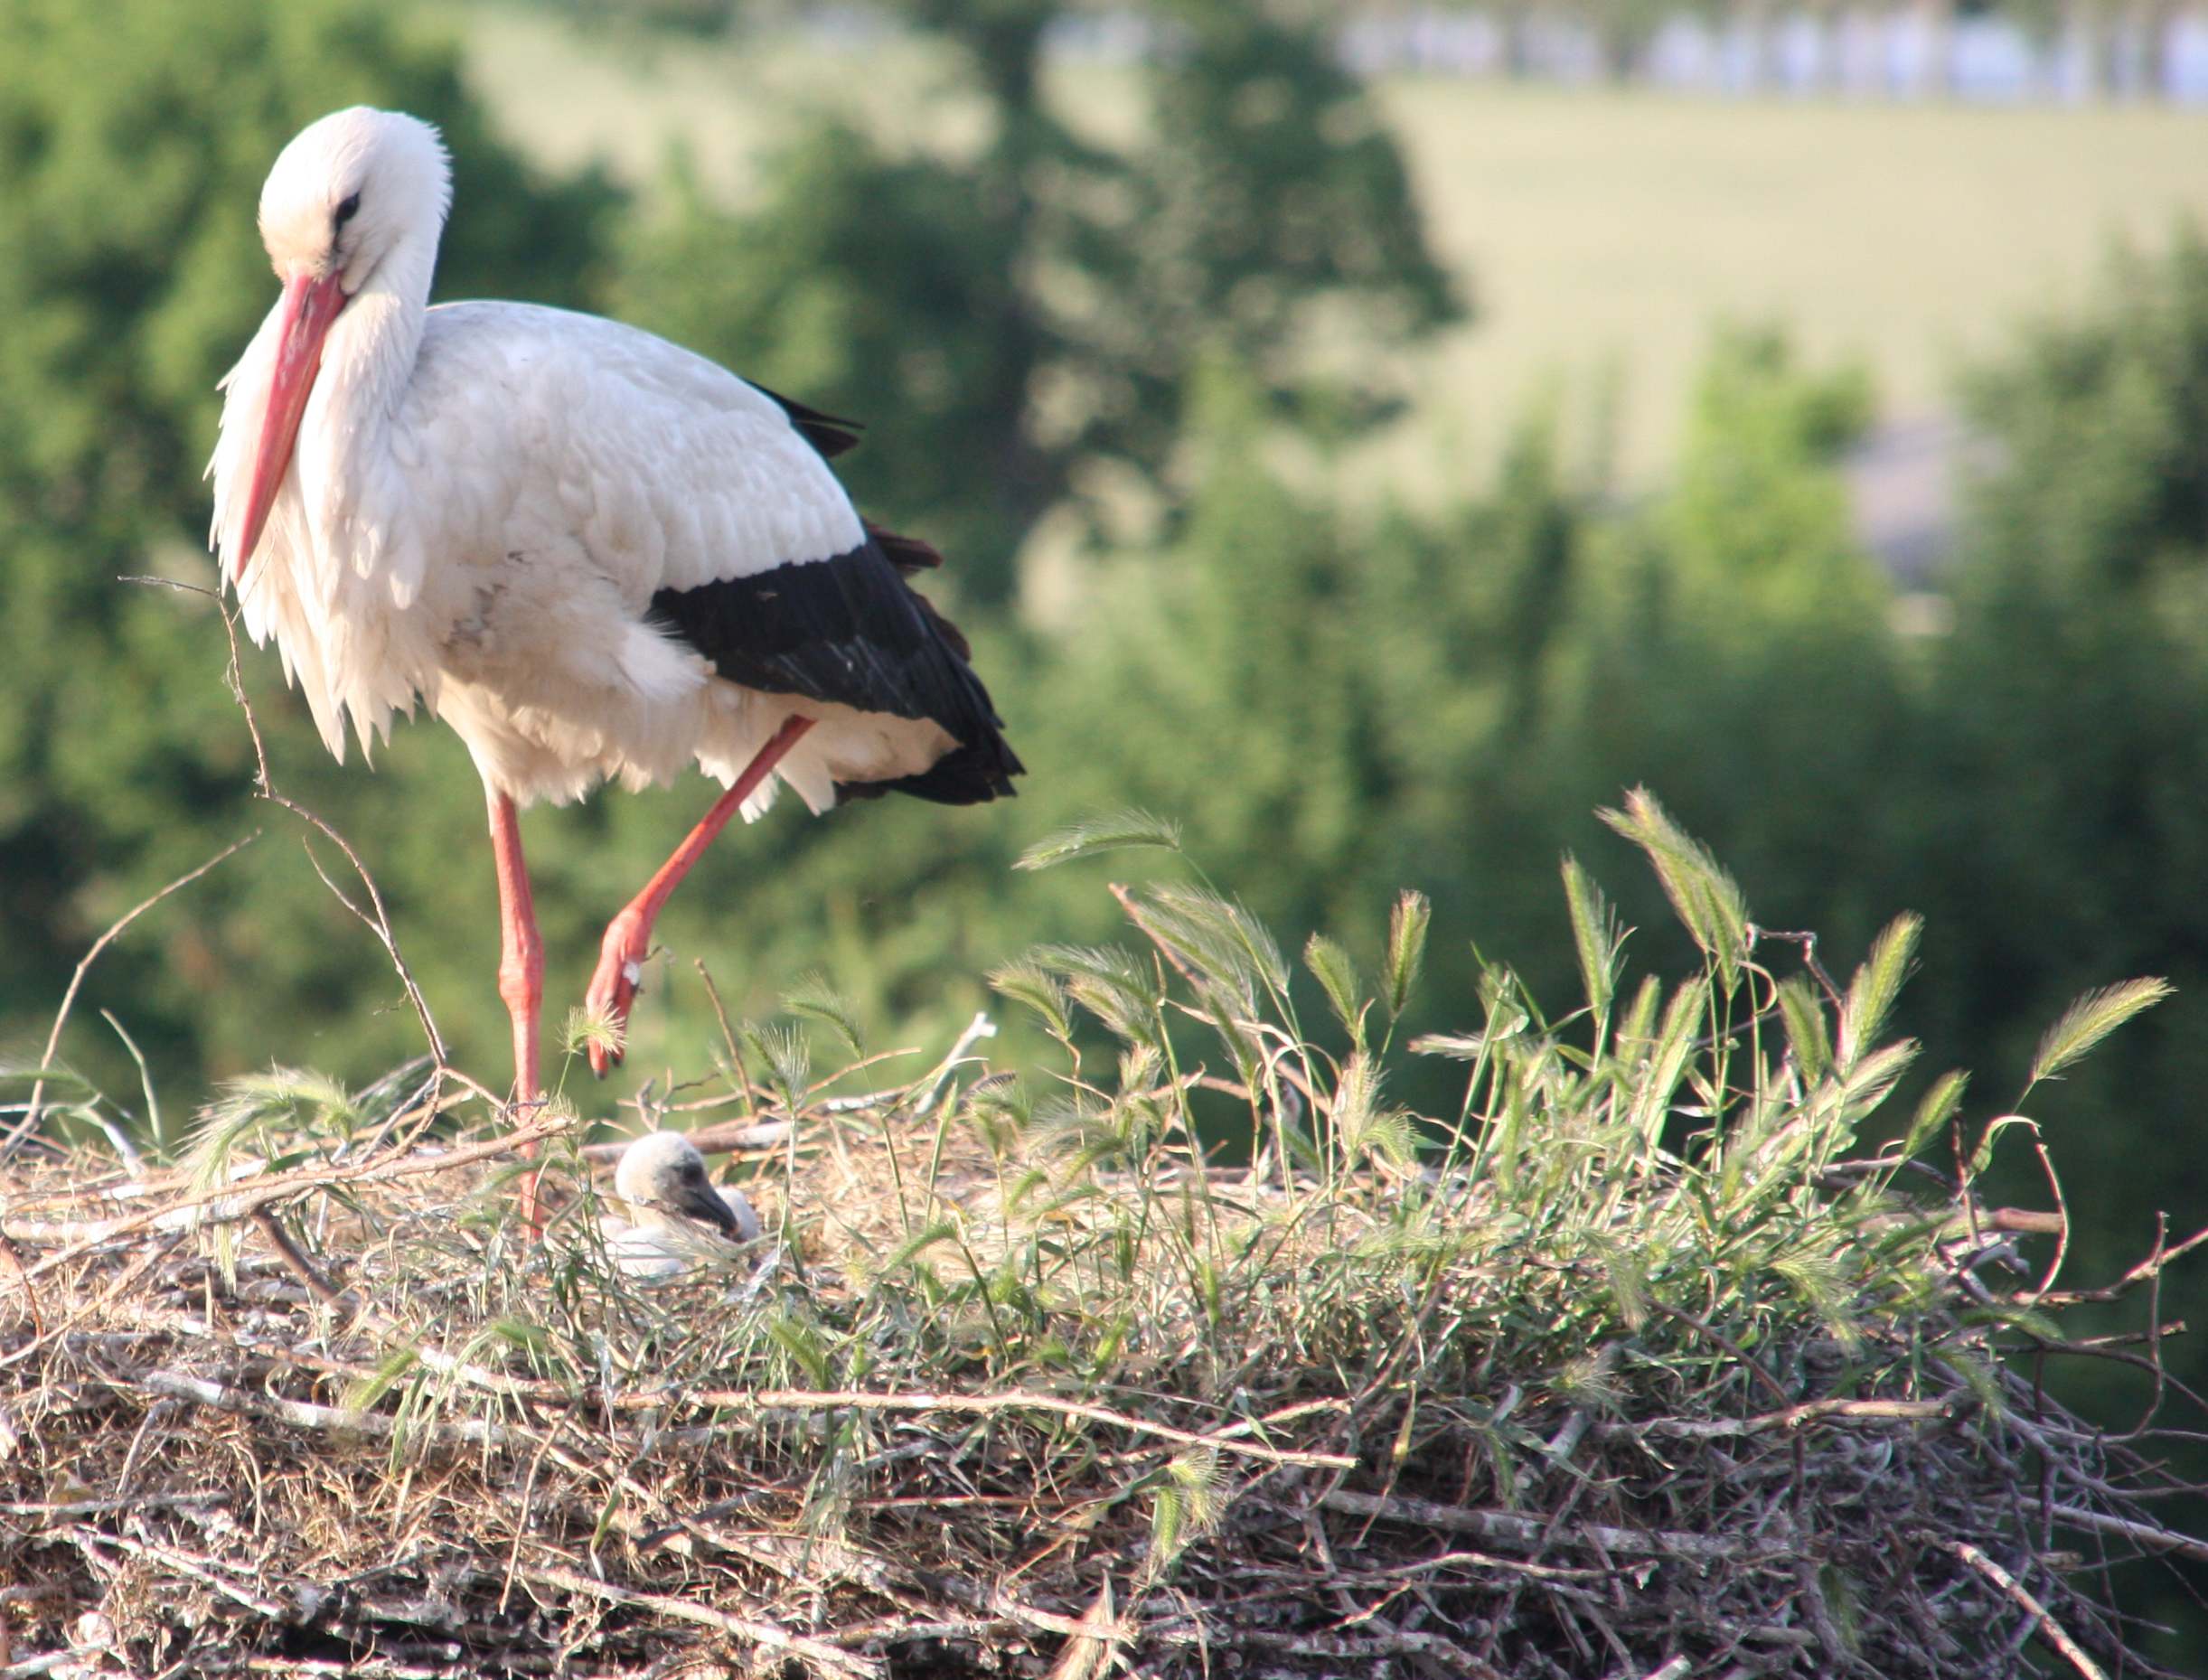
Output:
258 107 451 295
230 108 450 577
613 1132 761 1244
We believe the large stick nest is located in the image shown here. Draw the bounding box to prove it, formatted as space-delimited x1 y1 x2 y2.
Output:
0 1042 2199 1680
5 787 2203 1677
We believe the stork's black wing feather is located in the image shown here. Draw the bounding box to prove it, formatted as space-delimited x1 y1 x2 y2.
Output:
649 531 1022 807
744 380 864 460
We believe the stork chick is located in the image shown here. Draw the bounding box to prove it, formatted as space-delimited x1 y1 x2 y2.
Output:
599 1131 761 1281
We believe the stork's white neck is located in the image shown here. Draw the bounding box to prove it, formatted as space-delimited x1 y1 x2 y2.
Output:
321 229 437 429
283 222 440 590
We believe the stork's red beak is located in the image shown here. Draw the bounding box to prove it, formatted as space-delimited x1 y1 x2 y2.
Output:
235 268 349 579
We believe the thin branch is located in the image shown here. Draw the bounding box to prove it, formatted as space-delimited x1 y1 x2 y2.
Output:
627 1386 1355 1470
128 1366 512 1450
6 833 258 1156
2023 1142 2071 1300
1940 1539 2106 1680
1600 1397 1960 1441
581 1115 794 1162
86 1530 290 1621
2051 1503 2208 1565
2035 1221 2208 1304
1648 1299 1792 1406
912 1011 1001 1113
248 1209 344 1307
1747 924 1845 1010
692 957 758 1115
128 575 447 1066
1320 1489 1748 1563
17 1112 571 1279
1988 1206 2066 1237
516 1563 880 1678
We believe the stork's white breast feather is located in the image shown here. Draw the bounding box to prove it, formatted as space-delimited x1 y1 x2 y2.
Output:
213 302 892 810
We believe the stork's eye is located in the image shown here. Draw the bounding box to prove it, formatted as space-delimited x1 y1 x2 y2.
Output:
334 192 362 230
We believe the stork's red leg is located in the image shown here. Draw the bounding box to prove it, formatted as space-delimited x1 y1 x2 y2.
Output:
585 715 816 1076
488 788 547 1234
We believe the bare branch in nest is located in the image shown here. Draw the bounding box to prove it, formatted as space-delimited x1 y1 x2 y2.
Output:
623 1387 1357 1471
14 1110 571 1276
128 1367 514 1448
582 1116 795 1161
247 1210 344 1307
2050 1503 2208 1566
1598 1396 1963 1440
1319 1488 1748 1563
1940 1539 2107 1680
2036 1220 2208 1304
518 1563 882 1678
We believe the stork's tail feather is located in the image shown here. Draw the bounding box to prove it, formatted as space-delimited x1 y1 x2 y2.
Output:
850 525 1019 802
867 521 944 574
834 727 1024 806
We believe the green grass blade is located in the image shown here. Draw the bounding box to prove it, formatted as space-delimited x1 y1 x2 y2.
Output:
1900 1069 1968 1160
1775 975 1831 1084
1839 914 1921 1069
783 971 864 1057
989 960 1074 1041
1385 890 1431 1020
2029 977 2173 1085
1016 809 1183 871
1303 933 1364 1038
1561 853 1621 1015
1599 788 1750 992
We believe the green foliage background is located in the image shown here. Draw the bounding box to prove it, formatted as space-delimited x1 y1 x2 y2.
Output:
3 0 2205 1655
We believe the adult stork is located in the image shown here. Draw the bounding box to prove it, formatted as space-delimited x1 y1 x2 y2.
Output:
210 108 1021 1211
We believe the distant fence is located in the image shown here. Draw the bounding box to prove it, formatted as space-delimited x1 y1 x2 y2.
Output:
1033 7 2208 104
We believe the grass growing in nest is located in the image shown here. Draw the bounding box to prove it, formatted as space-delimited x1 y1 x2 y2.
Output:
1 789 2202 1679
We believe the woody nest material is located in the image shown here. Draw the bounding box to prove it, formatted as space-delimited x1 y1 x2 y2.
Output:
2 799 2203 1678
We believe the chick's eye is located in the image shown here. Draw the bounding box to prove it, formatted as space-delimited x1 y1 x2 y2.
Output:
334 192 362 229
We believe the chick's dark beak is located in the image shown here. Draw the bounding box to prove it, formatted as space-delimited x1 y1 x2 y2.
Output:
670 1171 748 1241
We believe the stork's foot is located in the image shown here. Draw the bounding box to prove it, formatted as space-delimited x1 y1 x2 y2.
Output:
584 910 651 1076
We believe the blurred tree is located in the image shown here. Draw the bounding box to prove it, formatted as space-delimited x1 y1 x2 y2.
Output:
551 0 743 35
1911 228 2208 1211
1001 362 1596 1017
0 0 622 1099
1656 325 1882 629
1585 0 1677 78
1962 228 2208 592
615 0 1464 607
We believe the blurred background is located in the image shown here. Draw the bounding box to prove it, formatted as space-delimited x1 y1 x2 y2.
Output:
4 0 2207 1658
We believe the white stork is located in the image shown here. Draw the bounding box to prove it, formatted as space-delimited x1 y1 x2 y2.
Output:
210 108 1021 1216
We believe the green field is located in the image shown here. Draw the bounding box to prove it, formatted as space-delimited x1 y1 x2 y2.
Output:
458 8 2208 487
